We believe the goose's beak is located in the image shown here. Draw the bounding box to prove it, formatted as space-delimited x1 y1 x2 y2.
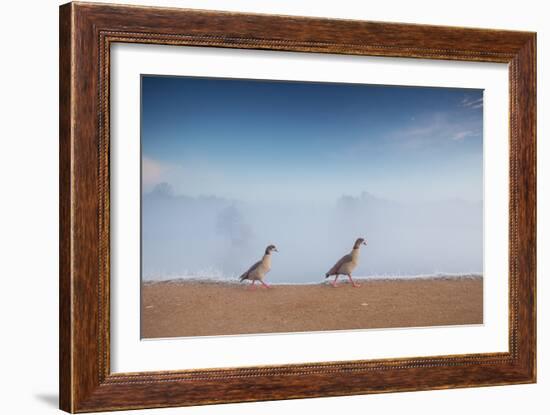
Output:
274 248 279 252
363 240 368 246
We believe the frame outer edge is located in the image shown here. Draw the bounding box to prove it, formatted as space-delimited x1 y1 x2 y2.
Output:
59 2 75 413
520 33 537 382
509 34 537 383
59 2 537 412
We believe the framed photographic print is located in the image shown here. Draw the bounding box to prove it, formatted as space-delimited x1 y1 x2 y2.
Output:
59 2 536 412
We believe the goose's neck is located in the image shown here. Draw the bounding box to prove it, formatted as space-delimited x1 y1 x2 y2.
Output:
351 247 360 261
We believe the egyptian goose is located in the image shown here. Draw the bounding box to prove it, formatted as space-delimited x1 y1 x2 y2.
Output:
239 245 278 289
325 238 367 287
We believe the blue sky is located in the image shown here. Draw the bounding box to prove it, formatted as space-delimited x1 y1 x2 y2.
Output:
141 75 483 203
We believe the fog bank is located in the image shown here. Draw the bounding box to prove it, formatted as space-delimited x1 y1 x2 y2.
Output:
142 184 482 283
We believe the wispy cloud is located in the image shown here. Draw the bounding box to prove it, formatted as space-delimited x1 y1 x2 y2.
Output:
340 111 482 161
460 96 484 109
451 130 477 141
389 112 481 147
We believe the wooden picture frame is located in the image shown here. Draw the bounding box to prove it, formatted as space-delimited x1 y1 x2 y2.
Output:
59 2 536 412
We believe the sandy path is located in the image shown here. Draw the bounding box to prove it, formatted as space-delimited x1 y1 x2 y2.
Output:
141 278 483 338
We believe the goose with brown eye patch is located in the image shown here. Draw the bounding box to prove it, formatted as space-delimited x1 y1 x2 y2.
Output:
239 245 278 290
325 238 367 288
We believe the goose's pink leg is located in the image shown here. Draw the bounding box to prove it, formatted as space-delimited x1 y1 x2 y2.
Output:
247 280 256 290
331 275 340 287
260 280 271 289
348 274 361 288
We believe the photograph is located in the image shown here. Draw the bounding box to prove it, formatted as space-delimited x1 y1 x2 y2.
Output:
140 75 484 339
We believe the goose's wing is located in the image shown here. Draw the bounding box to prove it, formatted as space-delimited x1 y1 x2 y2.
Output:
239 260 262 281
326 254 352 276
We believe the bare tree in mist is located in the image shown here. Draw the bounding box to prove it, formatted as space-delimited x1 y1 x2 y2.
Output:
150 182 175 198
216 205 253 247
214 205 255 275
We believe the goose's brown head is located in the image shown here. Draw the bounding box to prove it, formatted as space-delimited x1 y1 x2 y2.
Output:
353 238 367 249
265 245 279 255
